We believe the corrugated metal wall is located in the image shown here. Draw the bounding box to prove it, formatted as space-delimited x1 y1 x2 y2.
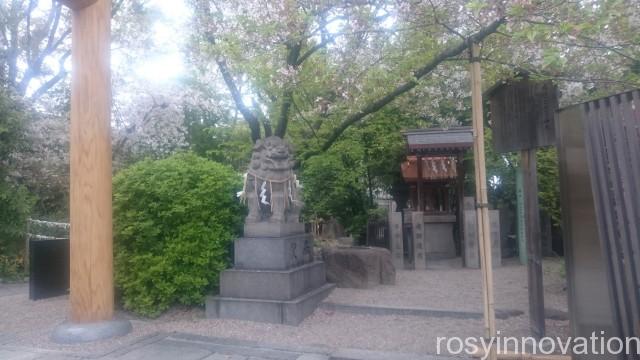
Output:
583 90 640 357
557 105 617 360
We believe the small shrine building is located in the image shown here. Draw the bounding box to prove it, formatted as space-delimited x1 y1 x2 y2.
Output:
387 127 501 270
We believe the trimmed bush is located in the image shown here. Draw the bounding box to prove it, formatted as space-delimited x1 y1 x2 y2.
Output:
0 181 32 281
0 182 33 256
0 89 33 280
113 153 244 316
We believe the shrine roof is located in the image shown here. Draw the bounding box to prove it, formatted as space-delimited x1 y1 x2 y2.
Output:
402 127 473 154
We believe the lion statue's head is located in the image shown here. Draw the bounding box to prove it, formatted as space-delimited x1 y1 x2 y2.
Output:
248 136 294 179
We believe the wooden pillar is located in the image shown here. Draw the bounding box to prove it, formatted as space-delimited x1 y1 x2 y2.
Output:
416 154 424 212
63 0 113 323
521 149 545 338
470 42 497 360
516 164 527 265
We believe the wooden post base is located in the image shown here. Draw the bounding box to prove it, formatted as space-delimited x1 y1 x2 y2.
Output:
51 319 132 344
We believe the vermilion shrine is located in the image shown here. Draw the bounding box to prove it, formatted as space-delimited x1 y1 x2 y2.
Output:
387 127 501 271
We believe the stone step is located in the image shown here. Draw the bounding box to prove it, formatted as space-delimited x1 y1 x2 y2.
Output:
220 261 327 301
206 283 335 326
234 233 314 270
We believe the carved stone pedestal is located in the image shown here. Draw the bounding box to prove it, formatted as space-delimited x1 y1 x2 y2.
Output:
206 233 334 325
207 136 334 325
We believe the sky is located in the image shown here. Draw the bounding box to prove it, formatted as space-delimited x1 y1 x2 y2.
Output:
25 0 191 97
128 0 191 83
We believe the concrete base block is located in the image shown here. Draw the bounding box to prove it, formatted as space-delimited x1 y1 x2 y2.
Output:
51 319 132 344
206 283 335 325
234 233 314 270
244 222 305 238
424 222 456 260
220 261 327 301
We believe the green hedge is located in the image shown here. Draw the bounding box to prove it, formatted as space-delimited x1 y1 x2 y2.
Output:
0 181 33 281
113 153 244 316
0 89 33 280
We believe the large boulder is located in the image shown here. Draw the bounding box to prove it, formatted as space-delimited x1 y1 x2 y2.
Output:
321 246 395 288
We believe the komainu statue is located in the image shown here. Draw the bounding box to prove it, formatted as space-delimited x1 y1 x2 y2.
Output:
243 136 302 225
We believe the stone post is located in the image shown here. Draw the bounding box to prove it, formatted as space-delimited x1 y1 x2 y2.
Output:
389 210 404 269
411 211 426 270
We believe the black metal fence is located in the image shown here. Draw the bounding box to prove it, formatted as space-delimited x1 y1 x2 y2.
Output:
583 90 640 355
366 219 390 249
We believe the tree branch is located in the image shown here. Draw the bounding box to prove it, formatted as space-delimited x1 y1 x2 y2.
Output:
428 0 465 40
275 89 293 138
296 38 332 66
252 98 272 137
303 17 506 159
0 25 9 47
197 0 261 141
17 0 125 96
26 0 37 64
275 42 302 137
43 2 61 50
30 50 70 100
291 97 319 143
48 27 71 52
479 56 640 88
216 57 261 142
7 0 20 87
112 0 125 16
19 24 71 94
573 34 639 63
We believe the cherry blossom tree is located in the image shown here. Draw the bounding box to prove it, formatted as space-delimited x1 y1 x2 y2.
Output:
188 0 639 160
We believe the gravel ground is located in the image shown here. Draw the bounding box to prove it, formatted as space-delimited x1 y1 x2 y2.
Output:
327 257 568 313
0 257 569 356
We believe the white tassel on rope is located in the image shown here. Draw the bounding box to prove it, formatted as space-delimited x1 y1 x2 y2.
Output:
237 172 248 201
269 181 274 212
291 174 303 206
288 179 294 203
260 180 270 206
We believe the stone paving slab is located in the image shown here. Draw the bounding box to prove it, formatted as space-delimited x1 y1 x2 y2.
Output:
320 301 524 319
0 347 80 360
320 301 568 321
0 332 457 360
112 341 212 360
0 349 42 360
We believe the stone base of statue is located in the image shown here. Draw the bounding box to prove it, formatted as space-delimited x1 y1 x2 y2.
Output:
206 231 334 325
243 221 305 238
206 136 334 325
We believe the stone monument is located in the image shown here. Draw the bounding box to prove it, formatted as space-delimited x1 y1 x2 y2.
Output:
463 197 501 268
206 136 334 325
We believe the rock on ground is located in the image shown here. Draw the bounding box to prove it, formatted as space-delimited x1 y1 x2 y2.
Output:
322 246 396 288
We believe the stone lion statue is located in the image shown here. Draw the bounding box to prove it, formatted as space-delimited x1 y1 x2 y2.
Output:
244 136 301 224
